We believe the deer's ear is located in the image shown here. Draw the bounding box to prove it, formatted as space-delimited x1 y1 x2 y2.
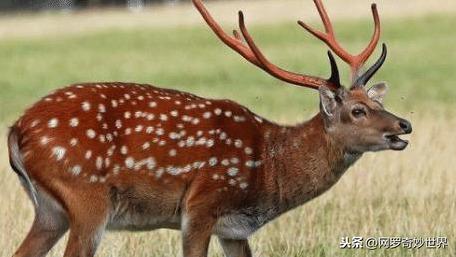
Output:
367 82 388 104
319 86 337 117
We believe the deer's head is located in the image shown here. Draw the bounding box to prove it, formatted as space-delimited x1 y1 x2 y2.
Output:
193 0 412 153
320 82 412 153
319 44 412 153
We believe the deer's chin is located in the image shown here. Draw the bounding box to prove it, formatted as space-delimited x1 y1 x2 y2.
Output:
385 135 409 151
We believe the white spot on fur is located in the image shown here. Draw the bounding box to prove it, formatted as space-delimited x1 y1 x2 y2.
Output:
142 142 150 150
98 104 106 113
230 158 239 164
96 113 103 121
125 157 135 169
70 138 78 146
86 129 96 139
245 161 254 168
192 118 200 125
30 120 40 128
209 157 218 166
48 118 58 128
134 157 156 171
234 116 246 122
206 139 214 147
203 112 212 119
186 136 195 146
135 125 143 132
89 175 98 183
69 118 79 127
70 165 82 176
120 146 128 155
113 165 121 175
105 157 111 168
146 113 155 120
227 167 239 176
239 182 248 189
115 120 122 129
146 126 154 134
52 146 66 161
156 128 164 136
96 156 103 170
221 159 230 166
160 114 168 121
85 150 92 159
254 116 263 123
40 136 50 145
82 101 91 111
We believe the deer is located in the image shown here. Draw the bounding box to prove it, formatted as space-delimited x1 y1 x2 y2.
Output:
7 0 412 256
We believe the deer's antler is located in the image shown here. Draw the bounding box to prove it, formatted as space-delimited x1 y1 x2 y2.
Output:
192 0 341 91
298 0 382 83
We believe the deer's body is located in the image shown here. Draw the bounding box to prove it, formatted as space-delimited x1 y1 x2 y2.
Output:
11 82 351 237
8 1 413 257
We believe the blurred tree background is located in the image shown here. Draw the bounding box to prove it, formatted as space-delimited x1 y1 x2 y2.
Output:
0 0 185 11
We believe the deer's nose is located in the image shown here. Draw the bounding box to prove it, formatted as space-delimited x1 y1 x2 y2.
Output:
398 119 412 134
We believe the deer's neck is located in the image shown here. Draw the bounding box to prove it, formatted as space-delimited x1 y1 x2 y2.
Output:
259 113 361 214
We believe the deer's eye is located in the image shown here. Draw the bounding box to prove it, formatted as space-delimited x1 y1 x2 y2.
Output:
352 108 366 118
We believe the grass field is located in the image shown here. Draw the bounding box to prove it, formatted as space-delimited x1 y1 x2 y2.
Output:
0 2 455 256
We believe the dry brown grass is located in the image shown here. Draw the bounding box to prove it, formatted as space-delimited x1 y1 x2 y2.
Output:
1 110 454 257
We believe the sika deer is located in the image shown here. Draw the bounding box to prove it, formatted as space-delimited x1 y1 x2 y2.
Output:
8 0 412 256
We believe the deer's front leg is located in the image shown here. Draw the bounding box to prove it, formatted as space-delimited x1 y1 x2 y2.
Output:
181 212 216 257
219 238 253 257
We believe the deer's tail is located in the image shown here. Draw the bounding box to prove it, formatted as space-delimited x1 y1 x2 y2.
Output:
8 126 39 207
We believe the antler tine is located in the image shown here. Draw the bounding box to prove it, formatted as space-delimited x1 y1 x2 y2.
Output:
327 51 340 85
352 43 387 88
298 0 381 77
357 4 381 70
232 30 243 41
238 11 334 90
192 0 261 67
192 0 340 91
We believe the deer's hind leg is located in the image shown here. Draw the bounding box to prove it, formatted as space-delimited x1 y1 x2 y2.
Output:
63 219 107 257
12 187 69 257
61 186 110 257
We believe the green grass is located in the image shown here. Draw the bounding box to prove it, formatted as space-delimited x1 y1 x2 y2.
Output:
0 14 455 257
0 14 455 124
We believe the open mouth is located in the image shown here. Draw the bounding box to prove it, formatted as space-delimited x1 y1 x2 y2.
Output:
384 134 409 151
